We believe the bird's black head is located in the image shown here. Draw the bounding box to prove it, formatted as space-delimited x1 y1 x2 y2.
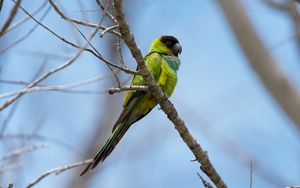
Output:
160 36 182 57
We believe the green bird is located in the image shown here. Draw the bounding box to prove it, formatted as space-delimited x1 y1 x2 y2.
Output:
80 35 182 175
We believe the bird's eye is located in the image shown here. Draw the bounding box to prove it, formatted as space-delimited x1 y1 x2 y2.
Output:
165 41 173 48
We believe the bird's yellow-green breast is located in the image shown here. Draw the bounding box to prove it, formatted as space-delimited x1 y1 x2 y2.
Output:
156 54 179 96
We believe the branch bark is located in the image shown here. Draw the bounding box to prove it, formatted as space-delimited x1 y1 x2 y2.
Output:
26 159 92 188
113 0 227 187
0 0 21 37
217 0 300 131
48 0 121 37
0 18 102 111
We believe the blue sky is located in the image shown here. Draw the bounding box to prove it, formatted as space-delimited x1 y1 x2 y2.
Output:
1 0 300 188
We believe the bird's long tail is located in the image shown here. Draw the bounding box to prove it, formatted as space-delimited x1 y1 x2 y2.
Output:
80 122 130 176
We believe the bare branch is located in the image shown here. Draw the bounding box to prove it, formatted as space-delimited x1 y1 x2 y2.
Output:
0 144 48 161
3 0 47 35
1 60 47 134
0 3 51 55
0 0 3 11
48 0 121 37
95 0 117 23
0 162 23 174
0 100 20 134
266 0 300 56
0 0 21 37
25 159 92 188
70 22 122 87
0 19 102 111
0 87 107 97
116 39 126 66
217 0 300 131
265 0 289 10
113 1 227 187
108 85 148 94
99 25 119 38
11 1 138 75
0 70 124 98
197 172 214 188
0 134 84 156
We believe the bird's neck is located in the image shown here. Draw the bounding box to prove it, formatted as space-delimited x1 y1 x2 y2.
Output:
161 54 181 71
145 51 180 71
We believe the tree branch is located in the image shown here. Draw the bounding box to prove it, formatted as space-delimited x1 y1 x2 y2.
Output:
0 0 21 37
0 18 102 111
48 0 121 37
108 85 148 94
25 159 92 188
197 172 214 188
0 144 48 161
3 0 47 36
13 1 138 75
0 3 51 55
113 0 227 187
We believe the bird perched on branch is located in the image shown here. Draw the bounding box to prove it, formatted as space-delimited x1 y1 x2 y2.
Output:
80 35 182 175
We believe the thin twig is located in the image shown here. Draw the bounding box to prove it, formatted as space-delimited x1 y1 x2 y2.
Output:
116 38 126 66
11 0 137 75
1 58 47 134
48 0 121 37
0 3 51 54
96 0 117 23
25 159 92 188
0 18 102 111
0 134 84 156
0 0 3 11
0 71 116 87
108 85 148 94
113 1 227 187
0 162 23 174
0 71 119 99
197 172 214 188
0 100 20 134
70 22 122 87
0 0 21 37
19 50 70 61
3 0 48 35
0 86 112 98
76 0 91 29
0 144 48 161
99 25 119 37
265 0 289 10
266 0 300 56
184 101 289 187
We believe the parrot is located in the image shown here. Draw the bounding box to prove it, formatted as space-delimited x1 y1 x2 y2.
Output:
80 35 182 175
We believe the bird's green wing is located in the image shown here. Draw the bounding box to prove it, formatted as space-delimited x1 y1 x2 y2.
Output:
111 52 162 132
123 52 162 107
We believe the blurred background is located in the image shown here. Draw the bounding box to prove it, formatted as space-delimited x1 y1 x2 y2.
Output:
1 0 300 187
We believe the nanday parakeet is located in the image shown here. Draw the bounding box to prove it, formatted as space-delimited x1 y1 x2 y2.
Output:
80 35 182 175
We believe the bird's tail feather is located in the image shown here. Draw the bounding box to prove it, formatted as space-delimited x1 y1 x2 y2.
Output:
80 122 131 176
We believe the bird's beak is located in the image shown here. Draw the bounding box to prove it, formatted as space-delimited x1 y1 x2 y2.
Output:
173 43 182 56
